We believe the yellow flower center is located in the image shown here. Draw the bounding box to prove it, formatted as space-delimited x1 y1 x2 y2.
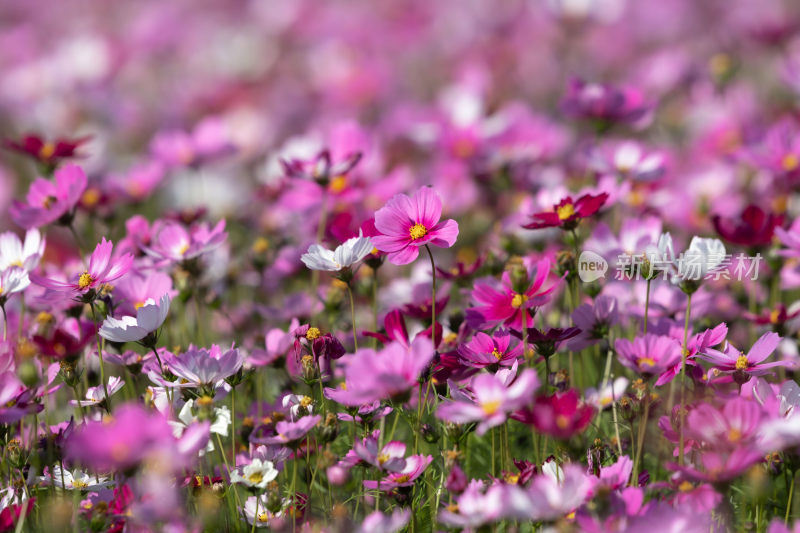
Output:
556 203 576 221
252 237 269 254
556 415 570 429
42 195 57 209
511 293 527 308
39 142 56 160
735 354 748 371
504 473 520 484
678 480 694 492
134 301 145 310
73 480 89 489
409 223 428 240
637 357 656 369
248 472 264 484
81 188 101 208
482 400 502 415
377 453 389 465
394 474 411 483
300 396 313 408
78 271 94 289
329 175 347 193
728 428 742 442
770 309 780 324
258 513 269 523
491 348 502 360
306 327 321 340
783 154 800 172
196 395 214 408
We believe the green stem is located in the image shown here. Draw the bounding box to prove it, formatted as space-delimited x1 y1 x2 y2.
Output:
424 245 437 337
678 293 692 466
787 470 796 525
643 279 651 334
347 284 359 351
90 304 111 413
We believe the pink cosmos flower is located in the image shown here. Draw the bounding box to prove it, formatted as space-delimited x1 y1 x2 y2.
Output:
653 322 728 387
142 219 227 264
615 334 682 378
31 238 133 298
503 465 594 522
371 187 459 265
466 258 560 330
562 78 653 129
357 509 410 533
437 368 539 434
712 205 784 248
65 403 209 472
512 389 595 439
684 398 763 452
438 480 508 529
523 193 609 230
569 295 619 351
363 454 433 491
699 331 788 384
457 329 522 368
337 337 435 404
354 438 407 472
253 415 321 446
10 164 88 229
0 372 42 423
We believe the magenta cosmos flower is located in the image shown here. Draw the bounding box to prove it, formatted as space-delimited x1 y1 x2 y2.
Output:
523 193 609 231
31 238 133 298
466 258 560 330
371 187 459 265
615 333 682 378
512 389 595 440
698 331 788 384
9 164 87 229
252 414 321 446
457 329 522 369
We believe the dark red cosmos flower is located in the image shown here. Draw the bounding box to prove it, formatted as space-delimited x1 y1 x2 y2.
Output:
511 327 581 358
32 318 95 362
0 499 34 533
712 205 784 247
743 304 800 327
512 389 595 440
523 193 609 231
435 256 483 280
5 134 90 166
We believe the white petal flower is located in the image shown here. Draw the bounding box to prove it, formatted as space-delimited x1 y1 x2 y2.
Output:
0 229 45 272
0 266 30 300
70 376 125 407
301 231 373 272
230 458 279 489
675 236 726 281
99 294 171 343
42 466 113 490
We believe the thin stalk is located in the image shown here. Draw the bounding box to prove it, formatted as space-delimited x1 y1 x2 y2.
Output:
643 279 651 334
1 304 6 342
90 304 111 413
347 284 359 350
250 495 259 533
678 293 692 466
424 245 437 335
631 391 650 486
787 470 796 525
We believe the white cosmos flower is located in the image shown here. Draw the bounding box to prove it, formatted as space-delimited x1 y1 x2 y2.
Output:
674 236 726 282
70 376 125 407
0 266 30 301
168 398 231 455
99 294 170 343
230 458 279 489
41 465 113 491
585 377 629 410
301 231 373 272
0 229 44 272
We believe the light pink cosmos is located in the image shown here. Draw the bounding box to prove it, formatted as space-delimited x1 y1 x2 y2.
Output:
438 480 508 529
363 454 433 490
9 164 87 229
684 398 763 452
615 333 682 378
371 187 459 265
142 219 227 264
337 337 435 404
354 438 407 472
253 415 321 446
31 238 133 296
503 464 594 522
437 367 539 435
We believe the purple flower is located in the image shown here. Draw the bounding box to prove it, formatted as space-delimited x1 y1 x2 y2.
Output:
699 332 789 384
142 219 227 264
354 438 407 472
252 415 321 446
161 344 244 389
569 295 619 351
